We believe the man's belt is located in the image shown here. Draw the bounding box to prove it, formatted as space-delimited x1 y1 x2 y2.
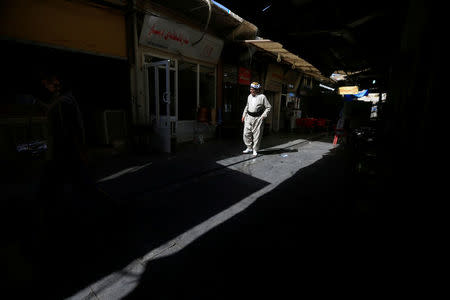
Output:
247 110 263 117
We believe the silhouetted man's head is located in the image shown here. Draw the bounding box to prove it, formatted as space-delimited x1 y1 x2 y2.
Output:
34 64 61 92
40 72 61 94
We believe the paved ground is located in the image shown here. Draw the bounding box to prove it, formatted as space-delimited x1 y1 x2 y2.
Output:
3 131 381 299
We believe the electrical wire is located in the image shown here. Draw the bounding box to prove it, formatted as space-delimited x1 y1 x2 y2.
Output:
191 0 212 46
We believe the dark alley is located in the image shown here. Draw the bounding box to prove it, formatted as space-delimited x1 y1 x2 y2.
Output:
1 0 441 299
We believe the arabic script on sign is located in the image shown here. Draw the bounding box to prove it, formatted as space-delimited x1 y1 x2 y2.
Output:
148 24 189 45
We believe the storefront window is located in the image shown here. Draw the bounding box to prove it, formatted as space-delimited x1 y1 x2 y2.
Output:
145 55 176 118
178 62 216 120
158 68 176 116
178 61 197 120
199 65 215 109
178 62 197 120
148 66 156 117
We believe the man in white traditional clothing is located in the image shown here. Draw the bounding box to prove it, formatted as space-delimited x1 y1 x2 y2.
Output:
241 82 272 155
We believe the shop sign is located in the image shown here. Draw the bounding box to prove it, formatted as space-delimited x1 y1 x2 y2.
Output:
359 93 380 103
338 86 359 95
139 15 223 64
238 67 251 85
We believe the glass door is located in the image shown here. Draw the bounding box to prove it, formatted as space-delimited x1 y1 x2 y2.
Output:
146 60 171 153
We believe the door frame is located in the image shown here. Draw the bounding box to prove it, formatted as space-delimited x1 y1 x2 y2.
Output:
143 59 173 152
143 54 178 124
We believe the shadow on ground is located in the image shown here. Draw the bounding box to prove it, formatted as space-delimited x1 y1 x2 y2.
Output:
4 132 381 299
258 148 298 155
3 154 270 299
124 146 383 299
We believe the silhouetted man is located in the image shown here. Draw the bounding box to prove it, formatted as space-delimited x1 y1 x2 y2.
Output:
34 67 93 232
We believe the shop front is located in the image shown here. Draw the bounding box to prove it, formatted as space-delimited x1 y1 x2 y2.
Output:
219 45 269 138
243 39 330 134
264 64 304 133
264 64 285 133
1 0 131 159
137 14 223 153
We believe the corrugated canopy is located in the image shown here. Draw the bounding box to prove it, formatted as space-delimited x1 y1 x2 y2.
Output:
146 0 259 41
245 39 330 83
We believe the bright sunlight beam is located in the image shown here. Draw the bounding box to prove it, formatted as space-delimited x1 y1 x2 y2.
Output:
67 139 334 299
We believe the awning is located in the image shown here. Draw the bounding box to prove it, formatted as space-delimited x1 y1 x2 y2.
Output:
142 0 259 41
244 39 331 83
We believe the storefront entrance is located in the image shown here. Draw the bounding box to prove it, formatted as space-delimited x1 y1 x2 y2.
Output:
145 59 175 153
142 52 218 147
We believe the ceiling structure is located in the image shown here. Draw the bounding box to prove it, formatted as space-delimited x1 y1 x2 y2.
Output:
216 0 410 89
143 0 410 89
244 39 329 82
137 0 258 40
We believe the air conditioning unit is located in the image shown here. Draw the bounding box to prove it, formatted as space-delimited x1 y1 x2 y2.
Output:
97 110 127 145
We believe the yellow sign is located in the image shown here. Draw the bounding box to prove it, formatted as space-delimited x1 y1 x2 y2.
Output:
338 86 359 95
1 0 127 58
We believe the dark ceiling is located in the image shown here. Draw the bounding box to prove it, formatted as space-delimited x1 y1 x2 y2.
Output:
217 0 409 85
